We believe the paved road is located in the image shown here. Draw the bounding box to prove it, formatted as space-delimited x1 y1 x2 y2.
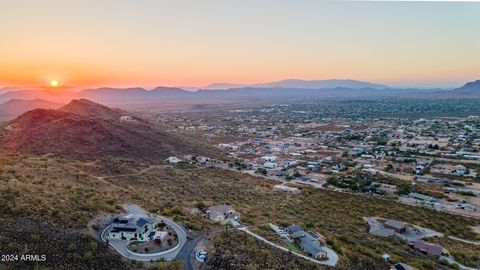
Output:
441 256 478 270
448 236 480 246
176 234 208 270
237 227 338 267
416 155 480 166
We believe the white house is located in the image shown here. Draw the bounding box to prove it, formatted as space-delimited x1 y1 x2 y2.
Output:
166 156 182 164
120 115 134 122
362 164 375 169
261 155 277 162
107 217 155 241
263 162 277 169
283 160 298 168
273 184 301 194
208 205 238 222
452 165 467 176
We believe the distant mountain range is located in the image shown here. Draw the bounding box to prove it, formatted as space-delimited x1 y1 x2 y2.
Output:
0 80 478 112
202 79 388 90
0 98 62 121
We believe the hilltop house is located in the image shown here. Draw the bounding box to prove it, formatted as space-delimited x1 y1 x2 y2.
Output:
411 240 444 258
408 193 438 204
166 156 182 164
208 205 238 222
263 162 277 169
366 218 408 238
120 115 134 122
384 219 407 233
289 226 328 260
368 226 395 238
273 184 301 194
286 224 303 234
107 217 155 241
261 155 277 162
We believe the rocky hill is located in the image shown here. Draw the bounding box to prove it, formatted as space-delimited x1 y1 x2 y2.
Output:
0 99 216 160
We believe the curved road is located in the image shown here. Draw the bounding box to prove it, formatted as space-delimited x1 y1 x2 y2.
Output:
236 227 338 267
176 234 208 270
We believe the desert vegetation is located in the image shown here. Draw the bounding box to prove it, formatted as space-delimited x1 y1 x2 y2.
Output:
0 153 479 269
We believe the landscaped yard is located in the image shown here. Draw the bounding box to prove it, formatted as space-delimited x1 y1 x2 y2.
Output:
127 227 179 254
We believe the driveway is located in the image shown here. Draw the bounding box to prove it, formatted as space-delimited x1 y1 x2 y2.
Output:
101 204 187 262
441 256 478 270
237 227 338 267
122 204 147 216
176 234 208 270
364 216 443 242
396 224 443 242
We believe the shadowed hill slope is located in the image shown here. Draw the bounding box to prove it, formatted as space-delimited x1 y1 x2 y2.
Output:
0 99 218 160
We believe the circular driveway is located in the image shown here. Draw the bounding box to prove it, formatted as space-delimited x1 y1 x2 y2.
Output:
101 205 187 262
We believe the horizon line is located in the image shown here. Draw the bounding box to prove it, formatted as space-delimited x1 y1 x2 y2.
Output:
1 78 476 91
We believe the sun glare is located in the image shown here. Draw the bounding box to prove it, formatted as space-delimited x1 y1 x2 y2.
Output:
50 80 59 87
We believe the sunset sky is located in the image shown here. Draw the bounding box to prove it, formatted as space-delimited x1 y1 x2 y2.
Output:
1 0 479 88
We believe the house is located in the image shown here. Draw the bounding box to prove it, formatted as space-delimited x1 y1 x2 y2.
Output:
208 205 238 222
291 229 328 260
283 160 298 168
412 240 444 258
120 115 133 122
196 156 209 164
331 164 344 173
351 147 366 155
408 193 438 204
457 203 476 212
263 162 277 169
271 169 287 177
273 184 301 194
286 224 303 234
147 230 168 242
452 165 467 176
300 240 328 260
369 227 395 238
291 230 307 239
414 165 425 175
384 219 407 233
306 161 321 170
391 263 416 270
166 156 182 164
107 217 155 241
261 155 277 162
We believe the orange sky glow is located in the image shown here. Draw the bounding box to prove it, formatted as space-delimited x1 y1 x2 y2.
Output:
1 0 479 89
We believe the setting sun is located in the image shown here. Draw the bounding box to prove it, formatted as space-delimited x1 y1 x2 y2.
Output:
50 80 59 87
